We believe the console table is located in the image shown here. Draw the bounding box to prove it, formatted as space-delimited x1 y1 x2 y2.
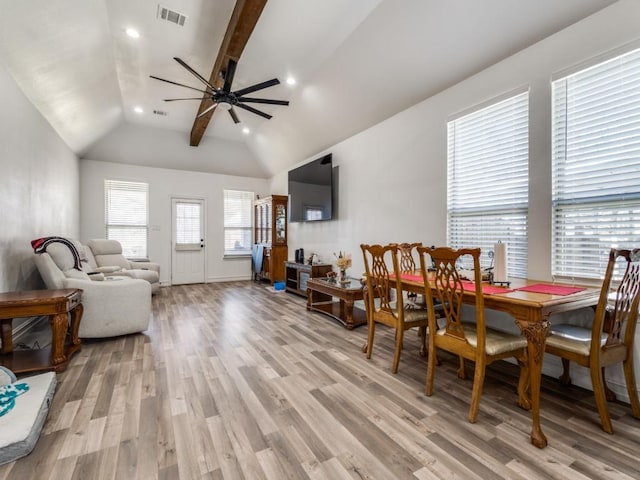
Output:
285 261 333 297
0 288 83 373
306 277 367 329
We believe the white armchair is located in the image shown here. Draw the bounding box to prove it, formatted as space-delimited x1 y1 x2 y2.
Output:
33 240 150 338
86 239 160 293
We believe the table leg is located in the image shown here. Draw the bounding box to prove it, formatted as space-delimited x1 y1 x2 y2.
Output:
69 304 83 347
344 299 355 329
0 318 13 354
49 312 69 366
517 318 550 449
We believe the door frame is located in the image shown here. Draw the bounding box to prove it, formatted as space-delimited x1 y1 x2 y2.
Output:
170 196 207 285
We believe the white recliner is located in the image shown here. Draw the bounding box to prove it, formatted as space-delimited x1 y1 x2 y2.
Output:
86 239 160 294
33 239 151 338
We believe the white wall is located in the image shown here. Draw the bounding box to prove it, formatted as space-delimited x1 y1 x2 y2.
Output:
0 61 79 295
80 160 269 284
270 1 640 401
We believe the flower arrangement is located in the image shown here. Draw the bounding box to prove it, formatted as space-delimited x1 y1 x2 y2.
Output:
334 252 352 271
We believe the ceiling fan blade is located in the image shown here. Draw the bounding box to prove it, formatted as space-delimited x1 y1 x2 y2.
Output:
233 78 280 97
229 107 240 124
237 97 289 106
197 103 217 119
235 103 272 120
163 97 208 102
223 59 237 93
174 57 217 92
150 76 210 94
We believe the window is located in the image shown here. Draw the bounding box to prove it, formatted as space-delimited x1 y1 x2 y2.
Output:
223 189 253 256
104 180 149 259
552 47 640 280
175 200 202 248
447 91 529 277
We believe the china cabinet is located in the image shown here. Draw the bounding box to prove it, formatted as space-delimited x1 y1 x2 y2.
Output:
254 195 288 283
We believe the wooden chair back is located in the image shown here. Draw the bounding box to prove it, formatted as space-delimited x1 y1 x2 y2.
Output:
421 246 484 350
594 248 640 356
395 242 422 274
360 243 403 324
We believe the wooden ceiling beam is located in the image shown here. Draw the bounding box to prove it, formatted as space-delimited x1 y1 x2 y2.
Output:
189 0 268 146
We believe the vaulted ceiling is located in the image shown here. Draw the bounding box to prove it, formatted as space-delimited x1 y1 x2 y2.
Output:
0 0 618 178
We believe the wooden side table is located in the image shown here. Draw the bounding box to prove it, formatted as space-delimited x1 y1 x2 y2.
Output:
0 288 83 373
306 277 367 329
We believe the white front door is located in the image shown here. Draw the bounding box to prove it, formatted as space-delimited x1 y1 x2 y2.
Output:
171 198 206 285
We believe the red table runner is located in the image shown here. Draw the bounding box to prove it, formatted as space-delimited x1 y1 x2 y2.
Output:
395 273 422 282
515 283 586 295
461 281 514 295
393 273 513 295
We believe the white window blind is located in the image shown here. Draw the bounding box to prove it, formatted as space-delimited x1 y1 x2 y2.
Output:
224 189 253 256
447 92 529 277
104 180 149 259
552 47 640 280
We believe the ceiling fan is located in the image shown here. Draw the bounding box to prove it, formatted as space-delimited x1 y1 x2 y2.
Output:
150 57 289 124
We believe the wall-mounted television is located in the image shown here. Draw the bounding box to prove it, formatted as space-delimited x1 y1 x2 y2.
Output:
288 153 333 222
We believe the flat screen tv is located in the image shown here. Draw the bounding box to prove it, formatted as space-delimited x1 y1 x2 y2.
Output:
288 153 333 222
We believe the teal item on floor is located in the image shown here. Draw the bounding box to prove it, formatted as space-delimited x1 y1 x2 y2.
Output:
0 383 29 417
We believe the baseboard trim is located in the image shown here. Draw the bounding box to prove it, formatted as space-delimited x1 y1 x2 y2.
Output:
207 275 253 283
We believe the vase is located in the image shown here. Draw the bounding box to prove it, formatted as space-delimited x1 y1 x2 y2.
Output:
339 269 349 285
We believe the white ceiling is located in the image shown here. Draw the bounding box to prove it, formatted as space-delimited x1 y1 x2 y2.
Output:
0 0 618 177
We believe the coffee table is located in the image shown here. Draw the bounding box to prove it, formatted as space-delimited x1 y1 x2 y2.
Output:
306 277 367 329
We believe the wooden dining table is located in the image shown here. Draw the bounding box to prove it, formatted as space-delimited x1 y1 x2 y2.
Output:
398 272 601 448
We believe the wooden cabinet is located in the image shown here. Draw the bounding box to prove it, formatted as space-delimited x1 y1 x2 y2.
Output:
285 261 333 297
254 195 288 283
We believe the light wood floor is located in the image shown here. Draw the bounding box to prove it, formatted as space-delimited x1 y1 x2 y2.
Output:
2 281 640 479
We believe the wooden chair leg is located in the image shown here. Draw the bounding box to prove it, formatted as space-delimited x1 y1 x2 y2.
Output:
468 357 486 423
559 358 572 385
366 322 375 359
590 363 613 434
391 328 404 373
602 367 617 401
457 356 467 379
418 326 427 357
425 342 436 396
623 356 640 419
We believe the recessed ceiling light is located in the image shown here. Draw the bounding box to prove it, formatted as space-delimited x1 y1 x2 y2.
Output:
286 76 296 86
134 106 144 114
242 127 250 134
126 28 140 39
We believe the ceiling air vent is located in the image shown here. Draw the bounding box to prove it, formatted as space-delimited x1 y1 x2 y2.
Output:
153 109 168 116
157 5 187 26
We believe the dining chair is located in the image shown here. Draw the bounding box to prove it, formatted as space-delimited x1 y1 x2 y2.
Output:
416 246 529 423
360 243 429 373
394 242 424 308
545 248 640 434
